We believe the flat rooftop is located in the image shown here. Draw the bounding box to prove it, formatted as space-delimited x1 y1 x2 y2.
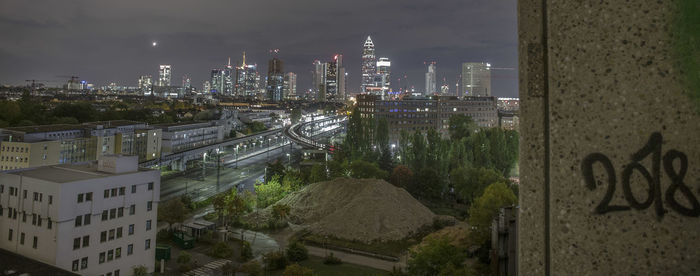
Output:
3 124 84 134
7 162 152 183
0 248 77 275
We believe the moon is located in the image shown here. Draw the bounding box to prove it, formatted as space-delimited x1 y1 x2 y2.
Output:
152 41 157 47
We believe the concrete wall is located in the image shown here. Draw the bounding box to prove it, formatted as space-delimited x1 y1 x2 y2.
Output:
519 0 700 274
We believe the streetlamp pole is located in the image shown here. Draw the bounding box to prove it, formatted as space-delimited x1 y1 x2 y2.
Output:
216 148 220 193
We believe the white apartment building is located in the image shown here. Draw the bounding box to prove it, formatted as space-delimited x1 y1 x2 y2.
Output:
0 155 159 276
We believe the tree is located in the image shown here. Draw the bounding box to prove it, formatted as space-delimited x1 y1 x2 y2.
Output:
349 160 388 179
448 115 477 141
158 199 188 230
468 182 517 245
255 176 286 208
390 165 414 188
286 242 309 262
375 117 390 150
224 189 249 225
415 167 444 199
410 131 426 171
239 261 262 276
132 265 148 276
272 204 291 221
308 164 327 184
407 236 466 276
213 193 228 224
283 264 315 276
452 167 506 205
266 160 286 183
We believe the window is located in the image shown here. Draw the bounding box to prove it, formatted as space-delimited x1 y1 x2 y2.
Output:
0 205 3 216
146 220 152 231
117 227 123 239
111 188 117 197
48 218 52 229
33 236 37 249
148 182 153 190
130 204 135 215
80 257 88 270
23 189 27 199
73 238 80 250
37 215 42 227
82 235 89 247
147 201 152 211
100 231 107 243
72 260 79 271
109 229 115 240
99 252 105 263
117 207 123 217
8 229 12 241
107 249 114 261
115 247 121 259
104 189 109 198
0 185 3 193
84 214 90 225
20 233 25 245
75 215 82 227
85 192 92 201
77 193 84 203
109 208 116 219
114 269 120 276
145 239 151 250
49 195 53 204
128 224 134 235
127 244 133 255
101 210 108 221
32 214 37 225
33 192 38 201
119 187 125 196
131 185 136 193
22 212 26 222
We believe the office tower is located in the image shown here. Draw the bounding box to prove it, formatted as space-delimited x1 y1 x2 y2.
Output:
182 75 191 94
311 60 326 101
223 58 234 95
361 36 376 93
138 75 153 96
425 62 437 95
284 72 297 100
266 58 284 101
460 62 491 97
338 66 346 101
325 59 338 100
202 81 211 94
441 84 450 95
0 155 159 275
210 69 224 94
376 57 391 97
158 65 171 86
235 52 259 97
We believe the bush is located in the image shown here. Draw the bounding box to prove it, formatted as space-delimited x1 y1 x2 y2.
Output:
132 265 148 276
177 251 193 272
263 250 288 270
209 241 234 258
323 252 342 265
238 260 263 276
286 242 309 262
283 263 315 276
156 229 172 243
240 241 253 261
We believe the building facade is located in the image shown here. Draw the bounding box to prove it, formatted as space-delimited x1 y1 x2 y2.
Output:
460 62 491 97
361 36 376 93
0 155 159 275
311 60 326 101
157 122 224 154
376 57 391 97
266 58 284 102
158 65 171 87
283 72 297 100
425 62 437 96
138 75 153 96
356 94 498 143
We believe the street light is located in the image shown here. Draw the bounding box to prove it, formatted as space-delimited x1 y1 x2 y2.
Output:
286 153 291 168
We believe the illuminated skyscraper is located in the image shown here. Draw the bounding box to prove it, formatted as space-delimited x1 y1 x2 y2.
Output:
267 58 284 101
425 62 437 95
235 52 259 98
376 57 391 97
325 59 338 99
158 65 171 86
210 69 224 94
202 81 211 94
361 36 376 93
284 72 297 100
311 60 326 101
223 58 234 95
460 62 491 97
138 75 153 96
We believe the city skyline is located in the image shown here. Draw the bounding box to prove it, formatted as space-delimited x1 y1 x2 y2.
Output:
0 0 518 97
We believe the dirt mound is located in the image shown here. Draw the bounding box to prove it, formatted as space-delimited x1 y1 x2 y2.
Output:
252 178 435 243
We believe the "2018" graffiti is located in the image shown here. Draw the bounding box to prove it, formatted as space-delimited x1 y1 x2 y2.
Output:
581 132 700 219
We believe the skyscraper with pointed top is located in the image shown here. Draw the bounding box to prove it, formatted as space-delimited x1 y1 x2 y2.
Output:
361 36 376 93
235 51 259 97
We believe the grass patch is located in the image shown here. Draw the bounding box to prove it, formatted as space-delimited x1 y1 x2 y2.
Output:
267 256 389 276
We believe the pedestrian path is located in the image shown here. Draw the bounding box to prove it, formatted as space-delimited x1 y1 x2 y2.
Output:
183 259 232 276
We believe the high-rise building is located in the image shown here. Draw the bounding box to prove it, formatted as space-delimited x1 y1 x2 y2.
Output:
223 58 234 95
266 58 284 101
376 57 391 96
325 59 338 99
202 81 211 95
158 65 171 86
0 155 160 275
210 69 224 94
235 52 259 98
283 72 297 100
138 75 153 96
311 60 326 102
460 62 491 97
338 66 346 101
361 36 376 93
441 84 450 95
425 62 437 95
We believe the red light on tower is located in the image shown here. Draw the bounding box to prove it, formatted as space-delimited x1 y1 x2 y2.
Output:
334 54 338 60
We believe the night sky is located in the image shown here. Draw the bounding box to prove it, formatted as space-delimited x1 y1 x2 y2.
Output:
0 0 518 97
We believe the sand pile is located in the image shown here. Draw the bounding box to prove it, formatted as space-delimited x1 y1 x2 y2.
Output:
253 178 436 243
